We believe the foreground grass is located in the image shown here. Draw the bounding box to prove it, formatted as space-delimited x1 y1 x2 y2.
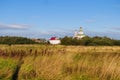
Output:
0 45 120 80
0 57 17 80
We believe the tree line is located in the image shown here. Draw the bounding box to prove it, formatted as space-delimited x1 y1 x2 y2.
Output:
0 36 37 45
60 36 120 46
0 36 120 46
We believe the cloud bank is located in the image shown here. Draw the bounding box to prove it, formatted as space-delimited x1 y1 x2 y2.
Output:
0 25 120 40
111 27 120 31
0 23 29 30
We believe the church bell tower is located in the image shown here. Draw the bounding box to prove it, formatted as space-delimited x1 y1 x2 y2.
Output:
73 27 85 39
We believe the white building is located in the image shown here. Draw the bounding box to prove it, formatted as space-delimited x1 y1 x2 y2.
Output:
49 37 61 44
73 27 85 39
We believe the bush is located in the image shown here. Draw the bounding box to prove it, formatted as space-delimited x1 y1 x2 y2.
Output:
61 36 120 46
0 36 37 44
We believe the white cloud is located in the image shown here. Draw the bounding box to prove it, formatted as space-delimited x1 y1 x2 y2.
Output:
111 27 120 31
38 28 73 35
0 28 120 40
0 23 30 30
85 30 120 40
85 19 96 23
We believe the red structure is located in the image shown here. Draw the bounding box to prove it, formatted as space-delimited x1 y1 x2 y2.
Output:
50 37 58 40
49 37 61 44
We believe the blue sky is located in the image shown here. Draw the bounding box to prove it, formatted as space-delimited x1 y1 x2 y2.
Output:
0 0 120 39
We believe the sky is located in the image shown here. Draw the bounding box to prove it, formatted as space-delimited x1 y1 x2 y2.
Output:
0 0 120 39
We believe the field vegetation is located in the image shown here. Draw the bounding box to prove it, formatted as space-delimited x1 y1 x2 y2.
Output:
1 36 120 46
0 45 120 80
61 36 120 46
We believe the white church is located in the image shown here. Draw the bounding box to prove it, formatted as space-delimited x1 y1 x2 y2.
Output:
73 27 85 39
49 27 85 44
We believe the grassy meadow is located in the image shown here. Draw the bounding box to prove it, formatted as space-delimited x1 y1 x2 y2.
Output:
0 45 120 80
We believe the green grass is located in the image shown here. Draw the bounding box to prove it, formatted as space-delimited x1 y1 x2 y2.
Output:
0 45 120 80
0 57 17 80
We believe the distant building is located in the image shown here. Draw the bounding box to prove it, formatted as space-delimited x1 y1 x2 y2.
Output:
73 27 85 39
49 37 61 44
31 38 46 43
31 38 41 43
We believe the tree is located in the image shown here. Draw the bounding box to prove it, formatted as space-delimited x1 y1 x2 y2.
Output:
60 36 120 46
0 36 37 44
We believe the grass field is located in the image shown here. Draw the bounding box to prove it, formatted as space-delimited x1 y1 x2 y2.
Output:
0 45 120 80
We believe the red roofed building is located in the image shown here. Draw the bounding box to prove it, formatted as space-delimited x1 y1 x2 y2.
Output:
50 37 58 40
49 37 61 44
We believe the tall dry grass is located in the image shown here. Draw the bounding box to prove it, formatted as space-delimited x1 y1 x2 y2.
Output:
0 45 120 80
